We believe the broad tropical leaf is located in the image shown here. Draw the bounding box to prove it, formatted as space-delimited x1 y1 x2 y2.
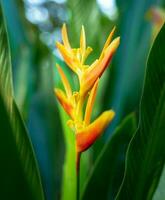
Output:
81 113 136 200
1 0 32 112
105 0 163 134
116 23 165 200
0 4 45 200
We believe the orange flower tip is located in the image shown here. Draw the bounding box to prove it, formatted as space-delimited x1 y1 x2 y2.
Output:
80 25 86 52
62 23 72 49
103 110 115 122
56 41 62 48
96 110 115 130
81 25 85 33
62 23 67 36
62 23 66 30
107 26 116 44
99 26 117 59
112 26 116 33
107 37 120 53
54 88 65 101
87 46 93 52
81 25 85 37
54 88 62 101
56 42 67 52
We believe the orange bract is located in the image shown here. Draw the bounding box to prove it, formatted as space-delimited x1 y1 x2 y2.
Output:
54 24 120 168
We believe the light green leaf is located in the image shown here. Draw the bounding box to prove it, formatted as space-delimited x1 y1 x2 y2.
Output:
116 23 165 200
0 4 45 200
81 113 136 200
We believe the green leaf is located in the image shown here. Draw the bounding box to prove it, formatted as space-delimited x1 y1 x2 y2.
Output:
104 0 163 134
116 23 165 200
0 4 45 200
81 113 136 200
1 0 33 113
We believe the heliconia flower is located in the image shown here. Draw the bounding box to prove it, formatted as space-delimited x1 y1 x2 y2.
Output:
54 24 120 173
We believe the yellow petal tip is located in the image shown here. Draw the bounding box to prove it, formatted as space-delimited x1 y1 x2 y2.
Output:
106 37 120 54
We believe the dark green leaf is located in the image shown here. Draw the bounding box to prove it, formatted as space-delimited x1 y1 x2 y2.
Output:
116 23 165 200
0 4 45 200
81 113 136 200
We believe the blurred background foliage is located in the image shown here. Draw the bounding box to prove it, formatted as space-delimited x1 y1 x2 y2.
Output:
0 0 165 199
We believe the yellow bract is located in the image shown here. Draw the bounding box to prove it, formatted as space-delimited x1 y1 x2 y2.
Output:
55 24 120 155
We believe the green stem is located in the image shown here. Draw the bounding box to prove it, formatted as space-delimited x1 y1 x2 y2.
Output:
76 152 81 200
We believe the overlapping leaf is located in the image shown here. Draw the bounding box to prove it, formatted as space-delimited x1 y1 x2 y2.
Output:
81 113 136 199
0 4 45 200
116 23 165 200
104 0 162 134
